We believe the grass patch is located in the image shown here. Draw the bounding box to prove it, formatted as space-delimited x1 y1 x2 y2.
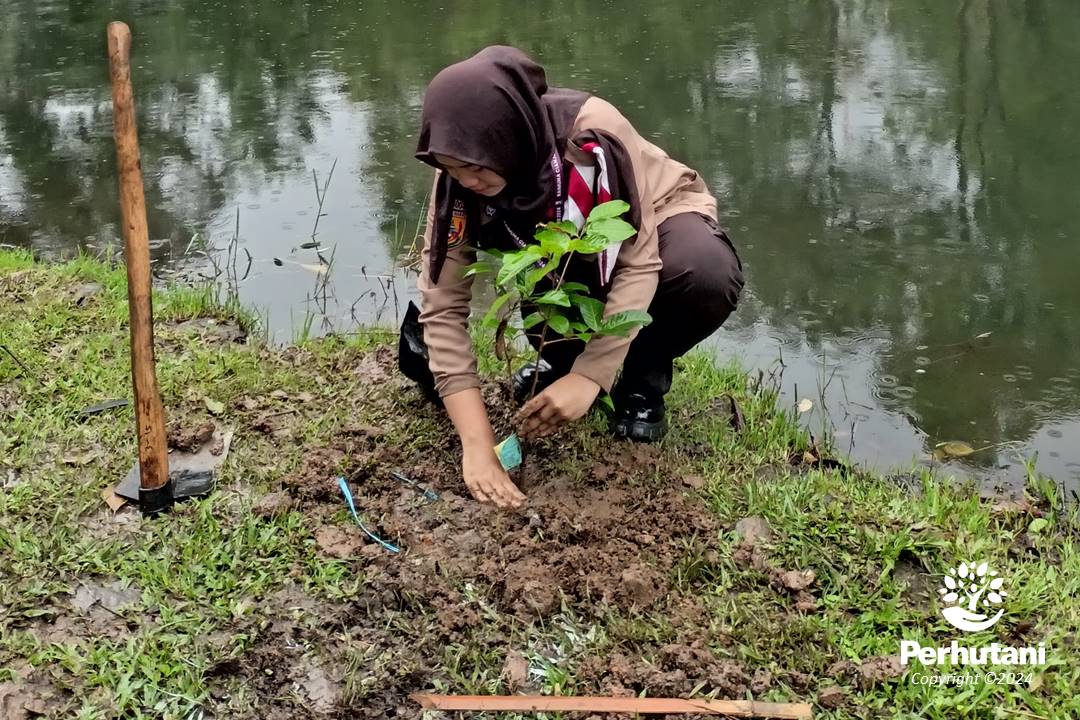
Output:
1 250 1077 719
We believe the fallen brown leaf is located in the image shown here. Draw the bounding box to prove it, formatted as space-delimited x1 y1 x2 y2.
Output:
63 449 102 466
102 489 127 513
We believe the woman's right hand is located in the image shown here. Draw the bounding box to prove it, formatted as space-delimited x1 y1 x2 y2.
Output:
442 387 526 508
462 445 526 509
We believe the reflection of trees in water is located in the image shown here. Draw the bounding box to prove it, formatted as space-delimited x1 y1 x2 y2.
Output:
0 0 337 257
1 0 1079 449
666 0 1080 454
875 0 1080 451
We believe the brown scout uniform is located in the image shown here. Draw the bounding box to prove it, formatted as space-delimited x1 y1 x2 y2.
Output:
418 96 717 399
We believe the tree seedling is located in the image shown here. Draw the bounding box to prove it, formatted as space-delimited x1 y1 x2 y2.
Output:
466 200 653 468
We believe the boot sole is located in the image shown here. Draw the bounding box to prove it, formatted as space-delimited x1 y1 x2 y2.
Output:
611 417 668 442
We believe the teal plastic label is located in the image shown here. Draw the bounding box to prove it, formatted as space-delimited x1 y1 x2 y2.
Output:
494 433 522 471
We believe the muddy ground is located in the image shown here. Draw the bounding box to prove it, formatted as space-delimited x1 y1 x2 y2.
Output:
1 335 851 719
183 346 840 719
5 258 1071 719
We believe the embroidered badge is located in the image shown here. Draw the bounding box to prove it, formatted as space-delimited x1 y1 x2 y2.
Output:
447 199 467 249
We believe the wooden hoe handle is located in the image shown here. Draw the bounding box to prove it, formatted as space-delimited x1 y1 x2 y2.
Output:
107 21 171 514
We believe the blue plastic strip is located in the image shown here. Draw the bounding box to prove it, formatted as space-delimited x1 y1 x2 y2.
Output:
336 477 400 554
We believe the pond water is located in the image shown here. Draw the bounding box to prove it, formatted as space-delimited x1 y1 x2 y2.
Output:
3 0 1080 490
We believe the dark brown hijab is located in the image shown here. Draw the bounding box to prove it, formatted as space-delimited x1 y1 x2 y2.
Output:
416 46 588 283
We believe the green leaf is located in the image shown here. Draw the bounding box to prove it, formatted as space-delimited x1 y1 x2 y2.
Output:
570 321 589 333
537 289 571 307
203 397 225 416
599 394 615 412
482 290 513 326
549 220 578 235
606 309 652 327
560 282 590 296
521 260 554 295
496 247 543 287
547 313 571 336
536 227 572 256
576 296 605 331
586 200 631 221
463 260 494 278
522 311 545 330
597 309 653 337
598 324 638 337
1028 517 1050 534
586 217 637 244
569 235 611 255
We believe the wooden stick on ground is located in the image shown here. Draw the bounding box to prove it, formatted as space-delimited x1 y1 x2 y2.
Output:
106 21 171 515
411 693 813 718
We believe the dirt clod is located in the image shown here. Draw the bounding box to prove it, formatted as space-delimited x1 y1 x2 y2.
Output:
0 678 58 720
619 565 663 608
71 580 141 613
681 474 706 490
775 569 816 592
818 684 846 709
314 525 363 559
301 662 338 713
282 448 347 501
750 668 773 694
787 670 812 690
253 492 296 518
734 516 772 546
708 661 752 697
168 421 215 452
501 650 529 690
827 659 857 682
857 655 903 688
504 560 560 617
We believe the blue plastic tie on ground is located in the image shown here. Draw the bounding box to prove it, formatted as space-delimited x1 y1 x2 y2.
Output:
336 477 400 554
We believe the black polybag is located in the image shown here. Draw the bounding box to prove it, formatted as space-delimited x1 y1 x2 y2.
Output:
398 301 442 405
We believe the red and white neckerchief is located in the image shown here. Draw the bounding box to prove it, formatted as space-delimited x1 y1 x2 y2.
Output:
564 141 619 286
502 144 623 287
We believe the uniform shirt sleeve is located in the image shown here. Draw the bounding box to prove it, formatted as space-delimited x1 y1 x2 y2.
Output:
569 102 663 392
416 171 482 397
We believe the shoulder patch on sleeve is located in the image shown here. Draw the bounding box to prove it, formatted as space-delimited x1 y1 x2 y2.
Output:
447 199 467 249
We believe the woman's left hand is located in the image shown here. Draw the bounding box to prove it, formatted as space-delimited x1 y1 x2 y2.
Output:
516 372 601 438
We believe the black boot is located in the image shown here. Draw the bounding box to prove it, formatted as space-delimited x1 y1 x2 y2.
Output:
512 358 561 404
610 392 667 442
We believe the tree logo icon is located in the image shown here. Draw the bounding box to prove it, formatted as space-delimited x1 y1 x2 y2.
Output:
938 561 1007 632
